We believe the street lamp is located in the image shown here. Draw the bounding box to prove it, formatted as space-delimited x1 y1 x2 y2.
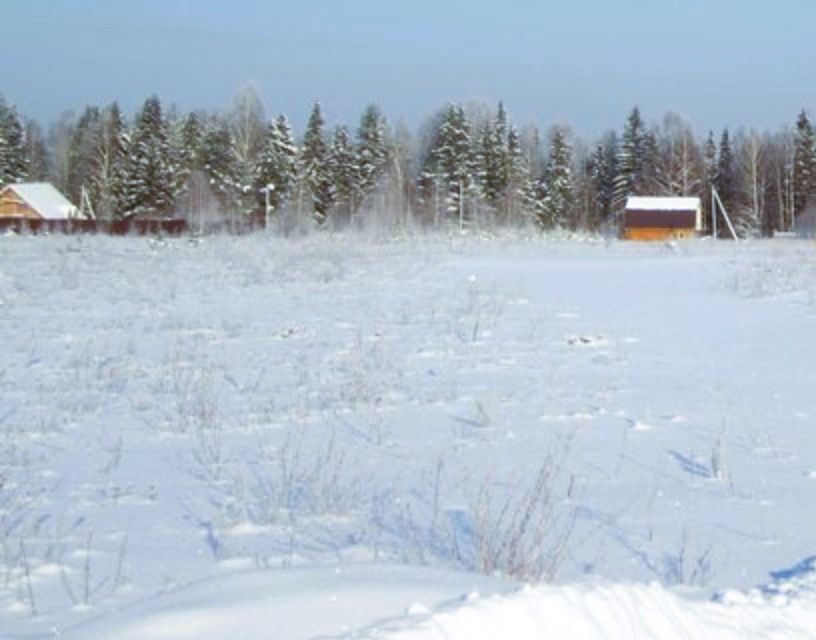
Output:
260 184 275 230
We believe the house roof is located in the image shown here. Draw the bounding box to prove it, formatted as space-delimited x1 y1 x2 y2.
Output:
2 182 78 219
625 196 701 212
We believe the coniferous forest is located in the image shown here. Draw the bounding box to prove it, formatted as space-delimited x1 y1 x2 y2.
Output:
1 88 816 236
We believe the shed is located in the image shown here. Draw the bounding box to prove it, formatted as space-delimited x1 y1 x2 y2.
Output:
0 182 79 220
623 196 702 241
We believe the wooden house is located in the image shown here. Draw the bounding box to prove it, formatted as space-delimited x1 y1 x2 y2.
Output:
623 196 702 241
0 182 79 220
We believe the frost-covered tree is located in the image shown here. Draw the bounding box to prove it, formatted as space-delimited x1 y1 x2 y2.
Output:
793 110 816 216
23 120 49 182
328 126 357 223
539 124 574 228
482 102 510 210
67 106 102 205
123 96 175 217
655 112 701 196
0 96 29 185
736 129 765 237
254 114 298 214
590 132 618 229
48 112 76 195
88 103 128 219
505 126 536 224
171 111 205 200
299 102 333 223
428 104 472 222
199 114 239 215
356 104 388 208
230 86 266 215
613 106 646 210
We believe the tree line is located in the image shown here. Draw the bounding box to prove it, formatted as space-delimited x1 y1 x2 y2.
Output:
1 87 816 235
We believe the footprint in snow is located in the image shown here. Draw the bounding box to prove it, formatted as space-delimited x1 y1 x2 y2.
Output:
625 417 653 432
564 334 609 347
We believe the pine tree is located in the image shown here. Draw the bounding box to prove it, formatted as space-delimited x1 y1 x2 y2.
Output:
793 110 816 216
0 96 29 185
539 124 575 228
299 102 332 223
613 107 646 211
328 126 357 223
254 114 298 213
124 96 175 217
356 104 388 208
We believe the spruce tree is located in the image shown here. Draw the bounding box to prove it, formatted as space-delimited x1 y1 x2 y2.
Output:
254 114 298 213
171 111 205 207
613 107 646 210
300 102 332 223
703 131 718 233
590 133 618 229
0 97 29 185
482 103 510 212
540 124 575 228
430 104 472 221
506 126 536 224
716 129 736 215
199 115 239 214
124 96 175 217
641 128 661 194
328 126 357 223
793 110 816 216
356 104 388 207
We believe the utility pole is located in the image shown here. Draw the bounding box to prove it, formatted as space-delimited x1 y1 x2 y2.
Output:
712 187 739 241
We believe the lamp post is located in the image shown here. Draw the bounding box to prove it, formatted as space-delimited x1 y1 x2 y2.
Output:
261 184 275 230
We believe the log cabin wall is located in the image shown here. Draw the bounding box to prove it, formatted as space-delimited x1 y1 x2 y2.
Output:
0 189 40 219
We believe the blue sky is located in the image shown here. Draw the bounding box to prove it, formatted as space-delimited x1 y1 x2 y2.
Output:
4 0 816 137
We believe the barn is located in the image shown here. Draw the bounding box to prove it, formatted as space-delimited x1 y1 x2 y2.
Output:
0 182 79 220
623 196 702 241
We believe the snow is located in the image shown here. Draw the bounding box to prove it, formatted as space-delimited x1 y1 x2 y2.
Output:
2 182 78 219
362 579 816 639
625 196 701 211
3 231 816 638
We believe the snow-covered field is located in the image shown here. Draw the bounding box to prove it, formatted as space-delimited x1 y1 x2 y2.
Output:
2 230 816 638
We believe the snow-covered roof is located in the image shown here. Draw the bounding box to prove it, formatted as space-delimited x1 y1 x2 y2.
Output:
625 196 701 212
2 182 78 219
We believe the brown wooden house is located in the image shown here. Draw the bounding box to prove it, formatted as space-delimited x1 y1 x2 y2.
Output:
0 182 79 220
623 196 702 241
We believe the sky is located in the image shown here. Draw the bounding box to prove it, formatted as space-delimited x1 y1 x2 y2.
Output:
4 0 816 139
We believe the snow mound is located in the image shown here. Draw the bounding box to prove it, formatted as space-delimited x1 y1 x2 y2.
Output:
363 580 816 640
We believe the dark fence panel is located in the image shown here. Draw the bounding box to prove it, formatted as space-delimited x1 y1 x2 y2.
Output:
0 218 190 236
